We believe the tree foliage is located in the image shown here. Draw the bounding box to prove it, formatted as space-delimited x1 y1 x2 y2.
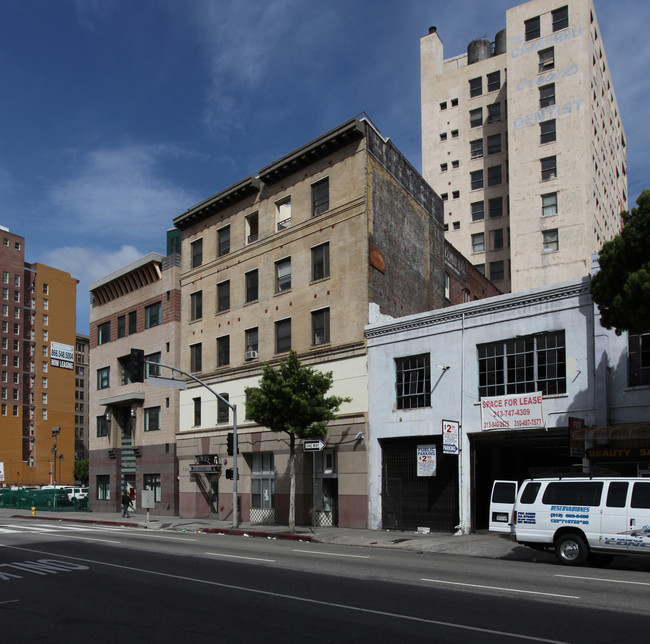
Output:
73 459 89 484
590 190 650 335
245 351 350 532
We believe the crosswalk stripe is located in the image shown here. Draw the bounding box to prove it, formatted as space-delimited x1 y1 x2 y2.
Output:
5 524 60 532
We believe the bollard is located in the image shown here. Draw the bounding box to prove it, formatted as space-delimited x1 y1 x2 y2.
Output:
31 505 36 516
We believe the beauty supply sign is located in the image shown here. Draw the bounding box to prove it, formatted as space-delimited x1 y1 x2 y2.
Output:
50 341 74 370
481 393 543 431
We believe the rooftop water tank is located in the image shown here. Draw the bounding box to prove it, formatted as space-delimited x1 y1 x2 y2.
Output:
467 38 491 64
494 29 507 55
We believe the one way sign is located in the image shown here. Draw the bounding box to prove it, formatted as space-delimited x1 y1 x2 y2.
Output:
303 439 325 452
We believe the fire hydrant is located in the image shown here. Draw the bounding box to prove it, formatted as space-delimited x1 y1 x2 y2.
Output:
31 506 36 516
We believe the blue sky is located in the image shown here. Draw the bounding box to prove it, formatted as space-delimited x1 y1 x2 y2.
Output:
1 0 647 334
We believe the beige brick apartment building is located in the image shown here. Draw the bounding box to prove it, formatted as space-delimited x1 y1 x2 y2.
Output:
172 117 498 528
421 0 627 292
89 245 181 515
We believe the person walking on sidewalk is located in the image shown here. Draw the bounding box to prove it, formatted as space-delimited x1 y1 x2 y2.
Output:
121 491 134 518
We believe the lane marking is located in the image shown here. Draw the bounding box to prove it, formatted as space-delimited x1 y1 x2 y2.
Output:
4 524 60 533
0 524 196 542
0 543 569 644
0 600 20 605
206 552 276 563
59 536 121 544
292 549 370 559
556 574 650 587
422 578 579 599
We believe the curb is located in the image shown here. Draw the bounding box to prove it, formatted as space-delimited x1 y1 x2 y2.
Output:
201 527 313 541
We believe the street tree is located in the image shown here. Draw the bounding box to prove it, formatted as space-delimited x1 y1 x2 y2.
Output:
590 189 650 335
73 459 89 484
245 351 351 533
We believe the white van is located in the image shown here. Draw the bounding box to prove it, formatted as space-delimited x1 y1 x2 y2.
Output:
489 477 650 566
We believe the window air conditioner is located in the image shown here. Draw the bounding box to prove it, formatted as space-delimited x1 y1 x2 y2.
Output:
245 350 258 360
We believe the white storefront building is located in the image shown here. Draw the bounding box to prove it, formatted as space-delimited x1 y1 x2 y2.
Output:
366 272 649 533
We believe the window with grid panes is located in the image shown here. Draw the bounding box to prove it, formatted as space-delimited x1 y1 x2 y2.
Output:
478 331 566 398
628 332 650 386
395 354 431 409
275 258 291 292
525 16 540 41
471 170 484 190
489 197 503 218
487 103 501 123
552 6 569 31
540 119 556 144
245 270 258 303
217 335 230 367
311 243 330 281
469 77 482 97
275 319 291 354
543 229 559 252
541 156 557 180
488 165 502 186
190 290 203 321
542 193 558 216
470 108 482 128
487 71 500 92
312 308 330 346
217 393 229 423
191 239 203 268
217 281 230 313
471 201 485 221
472 233 485 253
312 178 329 216
218 225 230 257
470 139 483 158
487 134 501 155
490 260 504 282
539 84 555 108
538 47 554 72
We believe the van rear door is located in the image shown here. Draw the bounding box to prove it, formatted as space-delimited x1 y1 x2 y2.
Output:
489 480 518 532
628 481 650 553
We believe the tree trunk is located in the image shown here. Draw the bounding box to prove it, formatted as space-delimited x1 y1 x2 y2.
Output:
288 433 296 533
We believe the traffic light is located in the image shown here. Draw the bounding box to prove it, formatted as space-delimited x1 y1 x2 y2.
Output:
129 348 145 383
226 432 234 456
225 468 234 480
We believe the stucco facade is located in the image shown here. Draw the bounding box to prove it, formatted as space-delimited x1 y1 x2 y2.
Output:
366 272 649 533
421 0 627 293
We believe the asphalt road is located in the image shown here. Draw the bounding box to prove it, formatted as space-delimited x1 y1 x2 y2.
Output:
1 517 649 643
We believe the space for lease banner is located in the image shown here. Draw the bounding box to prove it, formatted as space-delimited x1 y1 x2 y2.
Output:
481 392 543 430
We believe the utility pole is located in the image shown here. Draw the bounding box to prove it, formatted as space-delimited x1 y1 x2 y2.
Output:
51 426 60 485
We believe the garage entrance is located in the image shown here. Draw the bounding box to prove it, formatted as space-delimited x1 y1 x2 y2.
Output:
471 428 573 530
381 436 458 532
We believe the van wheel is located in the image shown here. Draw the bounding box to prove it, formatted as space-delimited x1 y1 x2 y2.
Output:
587 553 614 568
555 533 588 565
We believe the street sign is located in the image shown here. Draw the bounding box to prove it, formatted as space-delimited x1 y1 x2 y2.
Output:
442 419 459 454
303 439 325 452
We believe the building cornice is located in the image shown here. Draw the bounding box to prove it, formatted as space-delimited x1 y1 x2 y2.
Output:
365 278 591 339
173 176 262 231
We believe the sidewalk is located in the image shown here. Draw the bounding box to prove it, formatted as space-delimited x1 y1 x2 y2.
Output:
0 507 547 562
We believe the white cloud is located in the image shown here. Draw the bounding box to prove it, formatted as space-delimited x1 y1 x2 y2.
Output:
49 144 196 244
191 0 304 131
